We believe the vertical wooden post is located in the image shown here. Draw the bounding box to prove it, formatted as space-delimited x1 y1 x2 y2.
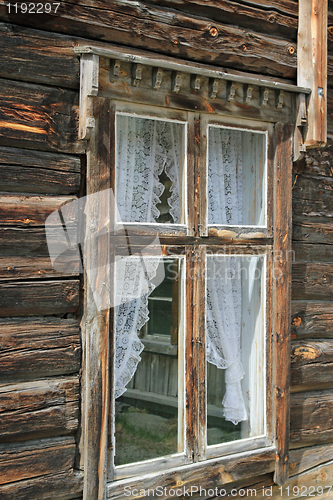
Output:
298 0 327 147
82 97 112 500
273 123 293 486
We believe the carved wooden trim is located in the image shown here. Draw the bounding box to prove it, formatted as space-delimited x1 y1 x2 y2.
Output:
79 53 99 140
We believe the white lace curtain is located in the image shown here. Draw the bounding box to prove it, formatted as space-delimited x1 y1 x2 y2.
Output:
116 114 182 224
207 127 247 425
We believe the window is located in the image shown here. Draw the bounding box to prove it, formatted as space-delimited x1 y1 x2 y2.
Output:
77 47 302 499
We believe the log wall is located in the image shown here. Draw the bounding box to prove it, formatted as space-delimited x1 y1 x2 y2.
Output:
0 1 332 499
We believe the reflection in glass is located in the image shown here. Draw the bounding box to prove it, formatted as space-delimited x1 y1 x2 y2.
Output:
115 258 184 466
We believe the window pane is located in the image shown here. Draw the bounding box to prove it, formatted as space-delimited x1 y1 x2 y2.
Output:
206 254 266 446
208 126 266 226
116 114 186 224
114 258 184 466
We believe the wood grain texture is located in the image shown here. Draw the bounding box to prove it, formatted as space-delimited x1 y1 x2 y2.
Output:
0 470 83 500
291 300 333 339
0 317 81 379
292 174 333 219
0 146 81 194
292 263 333 300
291 340 333 391
0 194 77 226
0 436 76 485
0 22 79 89
289 443 333 476
0 0 297 79
0 256 80 280
298 0 327 147
292 221 333 244
290 390 333 448
0 280 80 316
293 140 333 177
0 78 83 153
0 377 79 441
273 123 293 485
293 242 333 263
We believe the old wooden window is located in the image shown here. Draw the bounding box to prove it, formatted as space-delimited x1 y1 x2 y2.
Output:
77 46 309 500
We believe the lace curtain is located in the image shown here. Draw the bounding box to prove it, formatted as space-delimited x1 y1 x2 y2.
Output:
116 114 182 224
206 127 247 425
115 114 183 398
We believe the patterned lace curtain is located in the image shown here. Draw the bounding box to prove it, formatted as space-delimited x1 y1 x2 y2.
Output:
206 127 247 425
115 115 181 398
116 114 181 224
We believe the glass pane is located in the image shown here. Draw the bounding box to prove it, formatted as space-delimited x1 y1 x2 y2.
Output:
116 114 186 224
208 126 266 226
114 258 184 466
206 254 266 446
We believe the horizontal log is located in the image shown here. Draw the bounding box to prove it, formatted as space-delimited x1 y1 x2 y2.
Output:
0 23 79 89
0 78 83 154
0 317 81 379
289 443 333 476
291 300 333 339
0 227 49 256
293 140 333 177
291 340 333 391
290 390 333 448
293 242 333 263
0 145 81 195
292 220 333 244
0 195 77 226
143 0 297 40
0 280 80 316
0 0 297 80
292 263 333 300
0 470 83 500
292 174 333 219
0 376 79 441
0 436 75 485
0 256 80 280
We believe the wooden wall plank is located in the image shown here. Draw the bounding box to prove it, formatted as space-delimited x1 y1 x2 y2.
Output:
0 256 80 280
0 280 80 316
291 300 333 339
291 340 333 391
0 23 79 89
0 377 79 441
293 242 333 263
0 78 83 154
292 221 333 244
289 443 333 476
0 470 83 500
292 175 333 219
0 436 75 485
0 195 77 226
0 1 297 80
0 317 81 379
290 390 333 448
293 140 333 177
292 263 333 300
0 227 49 256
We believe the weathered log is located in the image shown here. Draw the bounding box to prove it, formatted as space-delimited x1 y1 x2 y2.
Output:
0 0 297 79
0 194 77 226
0 227 49 256
0 23 79 89
293 140 333 177
0 376 79 441
292 220 333 244
290 390 333 448
0 280 80 316
0 256 80 280
289 443 333 476
0 436 75 485
0 470 83 500
291 300 333 339
292 174 333 219
143 0 298 40
0 145 81 194
292 242 333 263
0 317 81 378
292 263 333 300
0 78 83 153
291 340 333 391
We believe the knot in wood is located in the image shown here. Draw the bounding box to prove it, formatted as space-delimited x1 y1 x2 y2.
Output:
268 13 276 23
288 46 295 55
242 44 247 51
209 27 218 37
